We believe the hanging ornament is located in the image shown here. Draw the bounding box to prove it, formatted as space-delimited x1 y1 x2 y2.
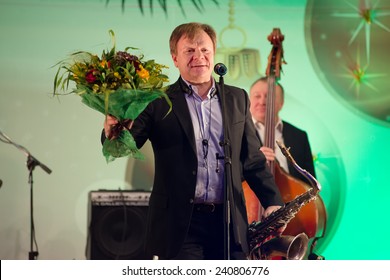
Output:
215 0 262 86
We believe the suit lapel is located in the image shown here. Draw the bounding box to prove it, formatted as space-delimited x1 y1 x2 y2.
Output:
168 79 197 155
215 82 233 140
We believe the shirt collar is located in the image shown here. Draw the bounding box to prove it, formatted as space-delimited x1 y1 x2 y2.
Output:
182 77 216 99
254 118 283 131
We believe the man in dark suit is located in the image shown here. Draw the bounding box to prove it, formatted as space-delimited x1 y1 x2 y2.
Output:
104 22 284 260
249 77 316 184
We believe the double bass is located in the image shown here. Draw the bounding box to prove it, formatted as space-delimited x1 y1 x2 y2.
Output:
243 28 327 259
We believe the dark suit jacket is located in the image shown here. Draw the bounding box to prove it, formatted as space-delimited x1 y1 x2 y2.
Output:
129 77 283 259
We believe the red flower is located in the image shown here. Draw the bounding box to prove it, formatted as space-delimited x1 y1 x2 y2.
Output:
85 69 97 83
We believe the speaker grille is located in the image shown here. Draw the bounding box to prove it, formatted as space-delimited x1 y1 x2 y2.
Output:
86 190 150 260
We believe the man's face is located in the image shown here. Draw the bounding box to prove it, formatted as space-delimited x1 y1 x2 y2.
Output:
249 80 284 124
171 30 214 84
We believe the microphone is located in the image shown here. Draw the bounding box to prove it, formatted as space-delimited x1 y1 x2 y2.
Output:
214 63 227 76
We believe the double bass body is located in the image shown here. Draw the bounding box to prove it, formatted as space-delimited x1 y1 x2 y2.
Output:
243 154 327 260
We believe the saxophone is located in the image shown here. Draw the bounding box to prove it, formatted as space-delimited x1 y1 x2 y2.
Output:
247 140 322 260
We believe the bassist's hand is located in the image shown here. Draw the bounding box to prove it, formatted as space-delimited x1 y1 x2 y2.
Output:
260 146 276 162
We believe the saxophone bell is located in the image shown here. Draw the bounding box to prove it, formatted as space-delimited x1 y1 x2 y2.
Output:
249 232 309 260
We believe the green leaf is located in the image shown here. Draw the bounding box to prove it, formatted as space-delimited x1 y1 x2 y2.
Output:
105 0 219 16
103 130 145 163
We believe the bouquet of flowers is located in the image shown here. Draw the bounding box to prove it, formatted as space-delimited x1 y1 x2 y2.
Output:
53 30 171 162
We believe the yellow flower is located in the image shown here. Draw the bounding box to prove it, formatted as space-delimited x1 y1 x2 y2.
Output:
137 65 150 80
92 84 100 92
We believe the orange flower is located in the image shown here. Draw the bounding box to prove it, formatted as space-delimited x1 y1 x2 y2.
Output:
100 60 111 68
136 65 150 80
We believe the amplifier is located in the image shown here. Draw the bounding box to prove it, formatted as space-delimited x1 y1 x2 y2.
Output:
86 190 151 260
89 190 150 206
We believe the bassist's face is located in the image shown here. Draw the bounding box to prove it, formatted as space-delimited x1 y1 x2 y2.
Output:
249 80 284 124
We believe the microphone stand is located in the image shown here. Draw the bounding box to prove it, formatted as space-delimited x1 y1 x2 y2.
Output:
215 70 233 260
0 129 52 260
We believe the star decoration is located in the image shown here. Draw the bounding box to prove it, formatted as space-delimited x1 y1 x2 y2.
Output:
332 0 390 63
339 64 386 97
338 47 386 97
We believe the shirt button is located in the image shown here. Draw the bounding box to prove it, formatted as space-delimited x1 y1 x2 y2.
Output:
192 170 196 175
189 199 194 204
